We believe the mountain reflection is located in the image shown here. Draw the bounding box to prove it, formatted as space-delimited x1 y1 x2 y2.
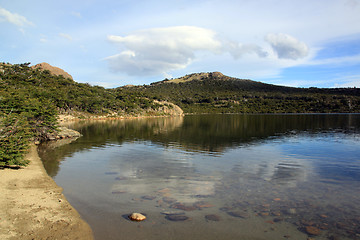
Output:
39 114 360 178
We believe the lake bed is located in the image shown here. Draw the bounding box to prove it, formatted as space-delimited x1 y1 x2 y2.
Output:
39 114 360 240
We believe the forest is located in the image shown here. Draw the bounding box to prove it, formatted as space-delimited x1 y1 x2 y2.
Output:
1 63 360 166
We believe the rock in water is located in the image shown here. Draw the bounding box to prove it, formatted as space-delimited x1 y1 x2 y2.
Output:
305 226 320 236
141 195 156 200
165 215 189 221
129 213 146 221
227 211 249 219
205 214 221 221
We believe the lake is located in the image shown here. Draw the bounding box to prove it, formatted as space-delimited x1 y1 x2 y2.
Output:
38 114 360 240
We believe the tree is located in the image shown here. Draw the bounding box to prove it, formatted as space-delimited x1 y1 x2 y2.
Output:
0 113 32 166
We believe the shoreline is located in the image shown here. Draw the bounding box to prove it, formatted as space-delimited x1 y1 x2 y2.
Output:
57 113 184 123
0 144 93 240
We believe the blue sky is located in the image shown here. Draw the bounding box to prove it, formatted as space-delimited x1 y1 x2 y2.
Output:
1 0 360 88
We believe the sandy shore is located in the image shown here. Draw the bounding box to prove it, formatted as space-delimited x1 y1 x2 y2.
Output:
0 145 93 240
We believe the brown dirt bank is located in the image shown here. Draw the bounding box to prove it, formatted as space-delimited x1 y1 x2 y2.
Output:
0 145 93 240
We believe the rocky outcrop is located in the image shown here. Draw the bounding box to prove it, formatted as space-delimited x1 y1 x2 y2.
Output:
37 126 81 143
153 100 184 116
166 72 229 84
31 62 73 80
56 127 81 139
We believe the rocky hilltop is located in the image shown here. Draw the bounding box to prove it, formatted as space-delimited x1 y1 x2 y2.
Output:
165 72 229 84
32 62 73 80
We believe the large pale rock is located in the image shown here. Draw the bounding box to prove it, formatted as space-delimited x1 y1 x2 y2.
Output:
153 100 184 116
129 213 146 221
32 62 73 80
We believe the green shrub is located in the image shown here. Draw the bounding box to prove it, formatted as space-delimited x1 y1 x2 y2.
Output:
0 114 32 166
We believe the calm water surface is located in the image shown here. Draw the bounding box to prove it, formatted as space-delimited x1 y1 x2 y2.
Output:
39 114 360 240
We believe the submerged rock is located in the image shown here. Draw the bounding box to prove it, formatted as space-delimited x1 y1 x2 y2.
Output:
161 211 185 215
129 213 146 221
205 214 221 221
194 201 215 209
227 211 249 219
141 195 156 200
165 215 189 221
171 203 197 211
162 197 177 204
305 226 320 236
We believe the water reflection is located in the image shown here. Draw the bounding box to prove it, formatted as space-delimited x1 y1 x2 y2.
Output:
38 114 360 240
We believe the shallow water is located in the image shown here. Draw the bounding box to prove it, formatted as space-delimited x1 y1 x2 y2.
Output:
39 114 360 240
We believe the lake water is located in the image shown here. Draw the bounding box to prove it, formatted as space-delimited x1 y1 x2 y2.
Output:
38 114 360 240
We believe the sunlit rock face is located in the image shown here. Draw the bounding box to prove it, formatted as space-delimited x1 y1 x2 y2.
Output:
32 62 73 80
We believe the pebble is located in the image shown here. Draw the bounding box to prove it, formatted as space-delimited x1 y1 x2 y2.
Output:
227 211 249 219
271 211 281 216
163 197 177 204
260 212 269 217
161 211 185 215
194 202 215 209
288 208 296 214
205 214 221 221
129 213 146 221
305 226 320 236
141 195 156 200
165 215 189 221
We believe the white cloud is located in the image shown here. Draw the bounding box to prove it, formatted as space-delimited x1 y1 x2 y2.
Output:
106 26 222 76
0 7 33 27
59 33 73 41
71 11 82 18
105 26 274 76
225 41 268 59
265 33 309 60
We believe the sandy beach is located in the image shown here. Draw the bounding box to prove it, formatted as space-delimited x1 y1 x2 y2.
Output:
0 144 93 240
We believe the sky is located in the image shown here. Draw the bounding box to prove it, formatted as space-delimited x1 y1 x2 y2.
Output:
1 0 360 88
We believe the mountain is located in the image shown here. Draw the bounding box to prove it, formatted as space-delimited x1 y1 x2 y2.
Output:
122 72 360 114
150 71 296 92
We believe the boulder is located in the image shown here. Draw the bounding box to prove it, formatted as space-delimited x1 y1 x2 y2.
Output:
129 213 146 221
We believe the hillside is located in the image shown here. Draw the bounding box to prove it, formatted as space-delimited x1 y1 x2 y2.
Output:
0 63 182 118
0 62 182 166
125 72 360 113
